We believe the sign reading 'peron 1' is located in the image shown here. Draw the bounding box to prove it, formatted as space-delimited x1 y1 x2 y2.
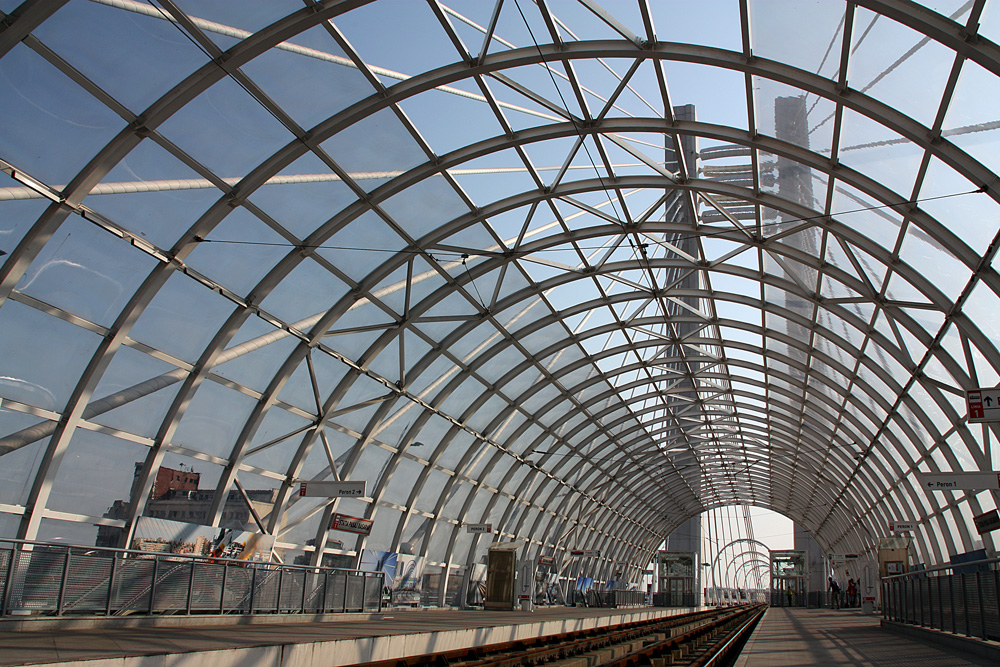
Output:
918 472 1000 491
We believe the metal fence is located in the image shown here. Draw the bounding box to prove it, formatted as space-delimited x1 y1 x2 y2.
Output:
0 539 383 618
882 557 1000 641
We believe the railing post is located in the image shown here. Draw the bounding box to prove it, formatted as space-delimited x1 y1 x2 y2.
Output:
950 574 956 634
249 565 257 614
148 557 160 615
962 572 970 636
106 553 118 616
322 569 329 613
937 575 944 630
277 566 284 614
343 571 349 612
994 566 1000 638
300 569 307 614
186 558 196 615
1 543 16 616
361 572 368 611
918 575 924 627
219 562 228 614
56 549 71 616
977 569 986 639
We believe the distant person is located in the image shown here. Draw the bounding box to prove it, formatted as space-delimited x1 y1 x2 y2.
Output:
847 578 857 607
828 576 841 609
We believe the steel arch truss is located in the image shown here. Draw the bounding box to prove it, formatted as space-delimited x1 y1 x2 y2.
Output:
2 0 1000 598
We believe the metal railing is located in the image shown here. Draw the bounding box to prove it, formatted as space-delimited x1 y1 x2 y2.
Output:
882 557 1000 641
573 588 647 608
0 538 384 618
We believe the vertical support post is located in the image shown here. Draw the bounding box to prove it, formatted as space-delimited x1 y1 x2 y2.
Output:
993 567 1000 634
1 543 16 616
342 571 349 612
962 572 970 636
361 572 368 612
300 569 307 614
148 557 160 615
937 575 944 630
322 569 329 613
219 561 228 614
976 569 986 639
56 549 71 616
950 574 956 634
249 565 257 614
105 553 118 616
277 566 284 614
186 558 196 615
918 575 924 626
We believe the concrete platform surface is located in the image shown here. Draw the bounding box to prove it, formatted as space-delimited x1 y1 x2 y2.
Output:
0 606 697 667
735 607 995 667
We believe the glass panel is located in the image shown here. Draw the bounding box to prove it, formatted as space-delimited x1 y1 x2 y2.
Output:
241 23 374 130
661 62 749 130
848 7 954 127
0 43 125 185
160 74 298 178
750 0 845 80
172 380 259 459
129 271 235 364
88 139 222 249
0 301 102 410
185 208 288 298
48 430 150 520
15 215 155 327
35 0 210 113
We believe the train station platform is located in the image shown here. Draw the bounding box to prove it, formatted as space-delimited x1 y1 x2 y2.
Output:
735 607 997 667
0 605 696 667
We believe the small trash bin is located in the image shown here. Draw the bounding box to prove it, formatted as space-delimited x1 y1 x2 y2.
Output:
519 595 533 612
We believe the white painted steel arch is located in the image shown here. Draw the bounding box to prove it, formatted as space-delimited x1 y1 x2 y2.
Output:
1 0 1000 602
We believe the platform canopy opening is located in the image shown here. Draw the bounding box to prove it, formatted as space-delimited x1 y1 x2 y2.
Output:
2 0 1000 598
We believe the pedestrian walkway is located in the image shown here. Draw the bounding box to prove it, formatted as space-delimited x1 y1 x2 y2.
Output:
735 607 995 666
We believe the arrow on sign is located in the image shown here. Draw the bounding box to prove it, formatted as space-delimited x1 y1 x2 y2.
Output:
988 397 994 407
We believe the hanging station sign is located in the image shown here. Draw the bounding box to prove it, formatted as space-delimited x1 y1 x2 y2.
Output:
889 521 916 533
466 524 493 533
966 388 1000 423
973 509 1000 535
330 513 373 535
570 549 600 558
918 472 1000 492
299 481 366 497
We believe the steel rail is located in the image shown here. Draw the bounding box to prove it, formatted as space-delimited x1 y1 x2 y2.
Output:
343 606 765 667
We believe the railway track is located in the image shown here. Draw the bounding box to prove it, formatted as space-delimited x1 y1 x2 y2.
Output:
351 605 766 667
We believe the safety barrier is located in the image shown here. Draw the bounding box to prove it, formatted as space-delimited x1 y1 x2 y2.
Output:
575 588 647 608
0 538 383 618
882 557 1000 641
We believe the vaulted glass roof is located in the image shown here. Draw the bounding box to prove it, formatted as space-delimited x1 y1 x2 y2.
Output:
2 0 1000 588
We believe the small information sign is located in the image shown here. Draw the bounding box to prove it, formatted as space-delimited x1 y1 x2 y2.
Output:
973 509 1000 535
570 549 600 558
466 523 493 533
966 388 1000 423
330 513 373 535
300 481 366 498
539 556 555 566
889 521 916 533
